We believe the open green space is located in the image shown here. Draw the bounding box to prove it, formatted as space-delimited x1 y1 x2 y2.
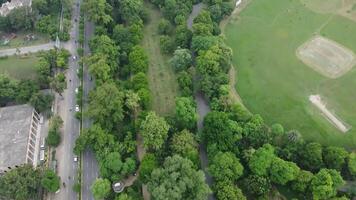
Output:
0 54 39 79
0 32 50 50
142 3 179 116
225 0 356 148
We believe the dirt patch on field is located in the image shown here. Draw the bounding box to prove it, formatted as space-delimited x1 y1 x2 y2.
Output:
301 0 356 23
309 95 351 133
296 36 356 78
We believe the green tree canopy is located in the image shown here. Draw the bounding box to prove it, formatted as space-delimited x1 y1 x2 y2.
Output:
169 48 192 72
139 153 158 183
175 97 198 130
269 157 300 185
248 144 275 176
310 169 344 200
170 129 199 165
348 152 356 176
147 155 211 200
298 142 323 172
128 45 148 74
140 111 170 151
214 181 246 200
323 146 348 171
209 151 244 182
91 178 111 200
291 170 313 193
88 82 125 130
41 169 60 192
0 165 41 200
84 0 113 25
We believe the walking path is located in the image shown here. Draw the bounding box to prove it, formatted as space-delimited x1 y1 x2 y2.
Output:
0 42 55 57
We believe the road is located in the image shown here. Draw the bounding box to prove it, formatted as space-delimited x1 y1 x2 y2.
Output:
81 19 98 200
0 42 55 57
51 0 81 200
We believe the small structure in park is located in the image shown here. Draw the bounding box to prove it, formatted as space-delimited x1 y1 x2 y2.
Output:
236 0 242 7
113 181 125 193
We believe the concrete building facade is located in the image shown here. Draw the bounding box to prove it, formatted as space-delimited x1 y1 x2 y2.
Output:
0 104 41 174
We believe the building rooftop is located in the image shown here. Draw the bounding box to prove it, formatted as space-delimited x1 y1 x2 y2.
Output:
0 104 34 173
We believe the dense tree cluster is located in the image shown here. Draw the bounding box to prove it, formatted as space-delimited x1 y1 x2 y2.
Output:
0 165 60 200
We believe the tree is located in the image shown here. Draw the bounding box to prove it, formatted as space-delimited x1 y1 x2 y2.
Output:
0 73 18 105
140 111 170 150
177 70 193 96
84 0 113 25
192 10 214 36
310 169 344 200
118 0 143 23
175 24 192 48
348 152 356 176
159 35 175 54
203 111 242 152
323 146 348 171
125 90 141 119
171 129 199 164
269 157 300 185
298 142 323 172
241 114 271 149
46 115 63 147
90 35 119 70
175 97 197 130
100 152 136 181
91 178 111 200
50 72 67 96
169 48 192 72
139 153 158 183
41 170 60 192
88 54 112 84
0 165 41 200
147 155 211 200
128 45 148 74
291 170 313 193
158 19 173 35
243 175 271 197
88 82 125 130
29 92 54 113
248 144 275 176
214 181 246 200
209 151 244 182
16 80 39 103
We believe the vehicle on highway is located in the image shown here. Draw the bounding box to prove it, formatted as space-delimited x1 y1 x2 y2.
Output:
75 87 78 94
74 156 78 162
75 105 79 112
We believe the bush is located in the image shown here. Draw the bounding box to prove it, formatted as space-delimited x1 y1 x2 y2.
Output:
159 35 175 54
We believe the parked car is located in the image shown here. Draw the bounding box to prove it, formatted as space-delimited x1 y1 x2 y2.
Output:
75 105 79 112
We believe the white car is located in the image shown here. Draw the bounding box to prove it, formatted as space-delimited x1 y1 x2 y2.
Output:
74 156 78 162
75 105 80 112
75 87 78 94
72 56 76 60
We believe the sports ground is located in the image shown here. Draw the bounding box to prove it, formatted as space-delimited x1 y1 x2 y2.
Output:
225 0 356 148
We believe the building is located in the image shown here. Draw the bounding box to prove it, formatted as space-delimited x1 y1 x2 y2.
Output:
0 0 32 16
0 104 41 175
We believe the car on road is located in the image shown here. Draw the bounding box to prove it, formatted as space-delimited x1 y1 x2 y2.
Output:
75 87 78 94
75 105 80 112
72 56 76 60
74 156 78 162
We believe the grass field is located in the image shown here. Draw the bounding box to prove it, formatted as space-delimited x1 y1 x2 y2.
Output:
142 3 179 116
0 32 50 50
0 54 39 79
225 0 356 148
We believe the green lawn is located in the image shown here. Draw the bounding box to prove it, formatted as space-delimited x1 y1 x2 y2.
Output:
0 55 39 79
225 0 356 148
142 3 179 116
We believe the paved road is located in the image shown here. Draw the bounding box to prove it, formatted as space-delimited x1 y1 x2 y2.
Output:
187 4 215 200
81 19 98 200
0 42 55 57
51 1 81 200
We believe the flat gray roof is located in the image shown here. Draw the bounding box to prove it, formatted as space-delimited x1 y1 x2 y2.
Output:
0 104 34 172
